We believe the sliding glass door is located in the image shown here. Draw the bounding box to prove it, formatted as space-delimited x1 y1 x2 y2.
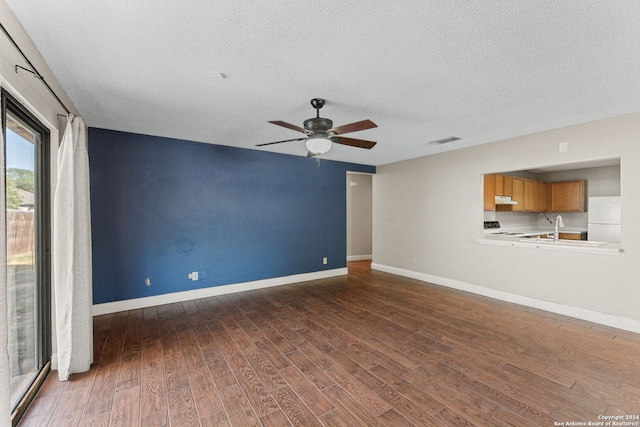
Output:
2 90 51 417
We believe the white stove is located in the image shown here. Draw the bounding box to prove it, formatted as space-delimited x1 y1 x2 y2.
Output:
483 221 527 236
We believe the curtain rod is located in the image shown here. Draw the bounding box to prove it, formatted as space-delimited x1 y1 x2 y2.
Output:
0 20 71 115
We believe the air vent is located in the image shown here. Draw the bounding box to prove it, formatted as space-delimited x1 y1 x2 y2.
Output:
428 136 460 145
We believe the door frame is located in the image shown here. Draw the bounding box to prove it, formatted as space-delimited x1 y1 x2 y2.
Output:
346 171 373 262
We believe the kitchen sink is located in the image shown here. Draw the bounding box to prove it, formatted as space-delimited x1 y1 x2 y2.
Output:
518 238 607 247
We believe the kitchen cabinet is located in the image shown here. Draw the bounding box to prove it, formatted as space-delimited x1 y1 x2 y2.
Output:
494 174 513 196
486 174 516 211
511 177 536 212
494 174 503 196
511 179 549 212
504 176 513 197
511 178 525 212
535 181 550 212
484 175 582 212
523 179 536 211
550 180 585 212
559 232 587 241
484 174 496 210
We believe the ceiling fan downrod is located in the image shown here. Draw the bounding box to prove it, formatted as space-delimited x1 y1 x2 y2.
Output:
310 98 325 117
304 98 333 132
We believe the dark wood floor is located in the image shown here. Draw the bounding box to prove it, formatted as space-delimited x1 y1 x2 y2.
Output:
19 261 640 426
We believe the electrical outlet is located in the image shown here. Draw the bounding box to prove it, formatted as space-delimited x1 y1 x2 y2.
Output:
323 257 328 265
188 271 199 281
145 278 151 286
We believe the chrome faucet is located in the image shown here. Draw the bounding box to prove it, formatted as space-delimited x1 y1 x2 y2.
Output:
553 215 565 241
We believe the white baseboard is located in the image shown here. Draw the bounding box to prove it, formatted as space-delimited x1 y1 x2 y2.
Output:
347 254 372 261
92 268 348 316
371 263 640 334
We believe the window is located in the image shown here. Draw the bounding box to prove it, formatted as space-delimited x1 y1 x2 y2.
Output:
2 89 51 424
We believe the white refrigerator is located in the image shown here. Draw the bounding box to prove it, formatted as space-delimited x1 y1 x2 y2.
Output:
588 196 621 243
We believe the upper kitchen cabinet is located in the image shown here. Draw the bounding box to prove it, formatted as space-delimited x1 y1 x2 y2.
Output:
510 177 525 211
484 160 618 216
484 174 525 211
523 179 536 211
485 174 516 210
550 180 585 212
495 174 503 196
484 174 496 210
535 181 550 212
484 175 580 212
494 174 513 197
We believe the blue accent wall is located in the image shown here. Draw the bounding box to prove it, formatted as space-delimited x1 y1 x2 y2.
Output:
88 128 375 304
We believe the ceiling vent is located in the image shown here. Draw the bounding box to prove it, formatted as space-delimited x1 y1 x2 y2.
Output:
428 136 460 145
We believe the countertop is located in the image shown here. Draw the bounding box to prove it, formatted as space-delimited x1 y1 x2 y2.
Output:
483 226 587 236
480 226 621 255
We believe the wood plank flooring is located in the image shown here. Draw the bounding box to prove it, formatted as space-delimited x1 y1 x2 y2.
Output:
19 261 640 426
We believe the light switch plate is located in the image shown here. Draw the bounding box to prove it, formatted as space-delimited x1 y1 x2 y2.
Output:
559 141 568 152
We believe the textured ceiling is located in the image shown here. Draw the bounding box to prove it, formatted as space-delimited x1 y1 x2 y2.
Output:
6 1 640 166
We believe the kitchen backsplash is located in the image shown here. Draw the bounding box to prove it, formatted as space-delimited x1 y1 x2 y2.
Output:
535 212 588 228
484 211 588 229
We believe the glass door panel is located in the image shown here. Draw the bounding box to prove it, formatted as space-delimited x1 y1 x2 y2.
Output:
5 112 39 408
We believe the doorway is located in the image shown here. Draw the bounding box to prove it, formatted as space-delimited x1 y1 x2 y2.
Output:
346 172 372 263
2 89 51 421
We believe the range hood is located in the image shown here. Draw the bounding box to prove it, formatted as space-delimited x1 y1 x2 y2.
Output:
495 195 518 205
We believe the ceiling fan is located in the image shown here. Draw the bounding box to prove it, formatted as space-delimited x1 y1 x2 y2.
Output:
257 98 377 157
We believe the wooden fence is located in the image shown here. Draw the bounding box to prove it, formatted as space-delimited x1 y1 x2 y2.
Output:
6 209 35 265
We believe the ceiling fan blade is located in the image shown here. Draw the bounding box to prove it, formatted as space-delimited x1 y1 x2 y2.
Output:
256 137 308 147
268 120 308 133
334 136 377 149
329 119 377 135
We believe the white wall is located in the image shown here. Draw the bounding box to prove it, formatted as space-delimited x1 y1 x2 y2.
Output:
346 172 372 260
373 113 640 330
1 0 80 366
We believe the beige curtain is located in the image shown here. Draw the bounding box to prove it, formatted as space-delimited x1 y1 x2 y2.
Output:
53 115 93 380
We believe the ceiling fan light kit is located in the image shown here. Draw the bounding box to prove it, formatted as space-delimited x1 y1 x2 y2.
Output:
258 98 378 157
306 136 333 155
